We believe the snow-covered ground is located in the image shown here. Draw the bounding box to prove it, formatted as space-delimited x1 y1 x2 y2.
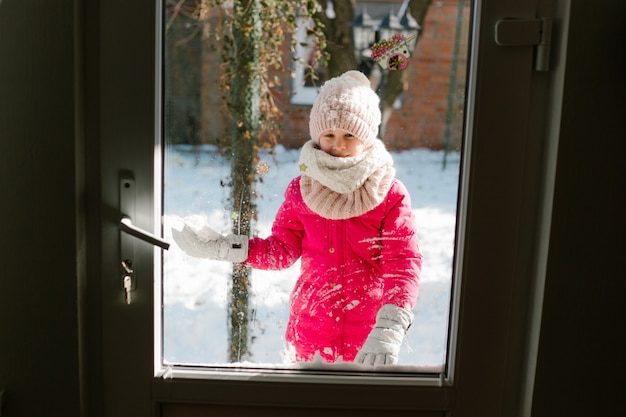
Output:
162 144 459 368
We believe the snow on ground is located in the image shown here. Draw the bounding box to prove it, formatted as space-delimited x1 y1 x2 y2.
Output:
162 144 460 367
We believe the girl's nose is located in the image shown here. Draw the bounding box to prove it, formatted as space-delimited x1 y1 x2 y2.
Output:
333 138 345 149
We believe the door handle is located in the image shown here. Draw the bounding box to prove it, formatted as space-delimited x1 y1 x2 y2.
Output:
120 217 170 250
119 174 170 250
118 174 170 304
119 172 170 249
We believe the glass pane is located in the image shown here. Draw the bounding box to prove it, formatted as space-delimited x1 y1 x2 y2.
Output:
160 0 471 371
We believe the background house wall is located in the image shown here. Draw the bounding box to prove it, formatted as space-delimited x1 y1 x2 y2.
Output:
277 0 471 151
167 0 470 151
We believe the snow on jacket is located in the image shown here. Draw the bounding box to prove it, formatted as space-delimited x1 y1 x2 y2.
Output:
245 175 422 363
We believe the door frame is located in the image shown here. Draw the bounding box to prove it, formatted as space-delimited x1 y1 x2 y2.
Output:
92 0 568 415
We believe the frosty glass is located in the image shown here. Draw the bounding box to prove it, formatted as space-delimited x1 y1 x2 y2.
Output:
160 0 470 372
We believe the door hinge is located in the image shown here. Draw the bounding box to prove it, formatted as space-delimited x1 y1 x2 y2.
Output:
495 18 552 71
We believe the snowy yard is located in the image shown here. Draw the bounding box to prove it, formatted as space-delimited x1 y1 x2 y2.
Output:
162 144 459 368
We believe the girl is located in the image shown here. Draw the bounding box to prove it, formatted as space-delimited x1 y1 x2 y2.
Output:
173 71 422 365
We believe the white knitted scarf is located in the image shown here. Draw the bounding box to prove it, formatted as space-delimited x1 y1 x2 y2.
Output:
297 140 396 220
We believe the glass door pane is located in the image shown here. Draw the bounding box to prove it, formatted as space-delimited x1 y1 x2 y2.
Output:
160 0 471 371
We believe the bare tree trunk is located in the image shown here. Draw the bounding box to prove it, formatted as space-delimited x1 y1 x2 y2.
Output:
313 0 432 140
443 0 467 168
409 0 433 27
227 0 262 363
379 0 432 138
314 0 358 78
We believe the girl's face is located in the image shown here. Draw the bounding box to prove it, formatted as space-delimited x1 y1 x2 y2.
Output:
318 129 365 158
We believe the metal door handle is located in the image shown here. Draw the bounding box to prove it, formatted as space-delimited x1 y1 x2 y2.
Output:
118 173 169 304
120 217 170 250
119 174 170 250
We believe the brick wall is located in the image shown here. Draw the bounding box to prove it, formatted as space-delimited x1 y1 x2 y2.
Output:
171 0 471 152
395 0 469 152
276 0 471 151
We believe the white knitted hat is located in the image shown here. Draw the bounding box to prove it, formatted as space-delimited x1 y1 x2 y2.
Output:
309 70 381 147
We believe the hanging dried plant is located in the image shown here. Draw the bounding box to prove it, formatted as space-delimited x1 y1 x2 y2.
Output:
174 0 328 147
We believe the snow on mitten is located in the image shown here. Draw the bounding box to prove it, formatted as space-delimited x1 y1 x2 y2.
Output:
172 224 248 262
354 304 413 365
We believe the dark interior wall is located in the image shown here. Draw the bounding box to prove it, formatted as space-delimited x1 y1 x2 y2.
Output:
532 1 626 416
0 0 83 416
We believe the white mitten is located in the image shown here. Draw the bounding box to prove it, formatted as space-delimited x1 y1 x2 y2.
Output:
172 224 248 262
355 304 414 365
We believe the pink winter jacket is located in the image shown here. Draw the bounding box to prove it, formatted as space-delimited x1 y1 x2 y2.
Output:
245 176 422 363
